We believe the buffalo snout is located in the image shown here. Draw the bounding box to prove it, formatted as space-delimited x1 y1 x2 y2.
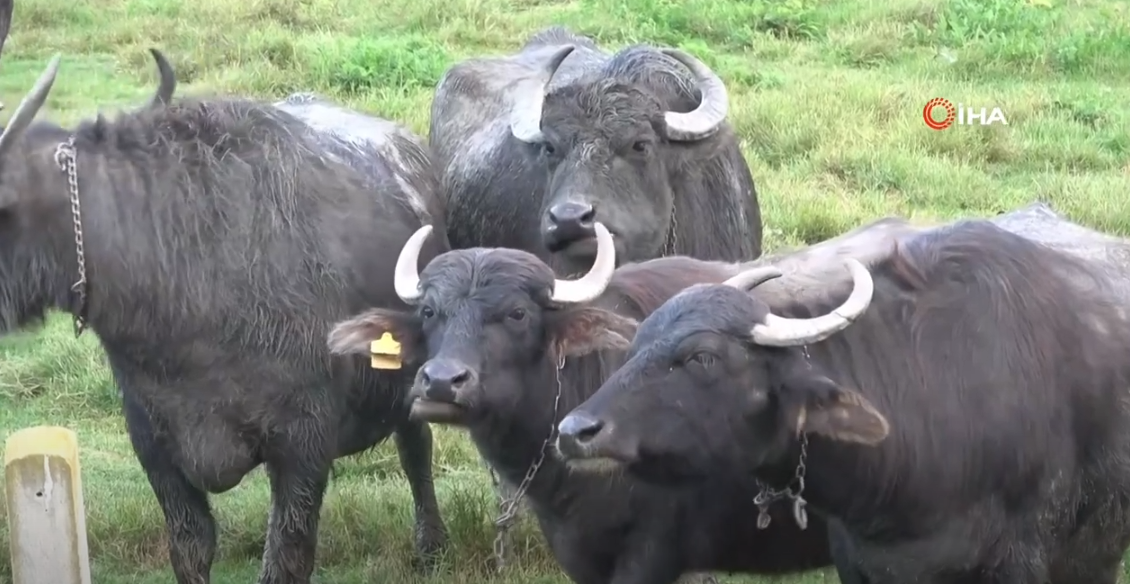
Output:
558 411 604 446
544 200 596 252
418 359 475 401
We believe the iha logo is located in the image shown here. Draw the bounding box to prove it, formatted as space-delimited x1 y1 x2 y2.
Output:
923 98 1008 130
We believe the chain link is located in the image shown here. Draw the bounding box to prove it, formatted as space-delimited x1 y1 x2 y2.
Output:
491 350 566 572
754 347 812 531
54 137 88 337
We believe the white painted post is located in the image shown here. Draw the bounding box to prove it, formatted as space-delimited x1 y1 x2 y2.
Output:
4 426 92 584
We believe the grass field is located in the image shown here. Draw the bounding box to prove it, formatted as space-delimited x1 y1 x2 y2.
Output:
0 0 1128 582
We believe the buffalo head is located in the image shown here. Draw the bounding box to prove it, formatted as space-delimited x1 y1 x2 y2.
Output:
510 45 730 270
0 0 69 333
0 0 179 335
553 260 890 482
327 221 638 427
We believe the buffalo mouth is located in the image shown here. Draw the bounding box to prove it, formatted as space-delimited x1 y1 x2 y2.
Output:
553 233 624 264
409 398 468 425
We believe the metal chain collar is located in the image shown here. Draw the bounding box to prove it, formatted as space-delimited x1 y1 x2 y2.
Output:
491 350 566 572
753 433 809 531
754 344 812 531
54 137 88 337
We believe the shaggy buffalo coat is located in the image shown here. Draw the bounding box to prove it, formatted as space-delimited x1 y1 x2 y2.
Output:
328 246 848 584
429 26 761 275
561 220 1130 583
0 23 451 584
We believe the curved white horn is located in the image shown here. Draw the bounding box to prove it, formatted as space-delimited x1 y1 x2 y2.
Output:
723 266 783 291
394 225 433 304
750 258 874 347
660 48 729 142
509 45 575 144
0 54 61 160
550 222 616 304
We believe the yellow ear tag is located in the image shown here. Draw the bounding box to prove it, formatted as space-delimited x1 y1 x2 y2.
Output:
370 333 402 370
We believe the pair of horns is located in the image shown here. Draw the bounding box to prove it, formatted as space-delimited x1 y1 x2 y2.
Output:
509 44 730 144
721 259 875 347
394 222 617 305
0 44 174 162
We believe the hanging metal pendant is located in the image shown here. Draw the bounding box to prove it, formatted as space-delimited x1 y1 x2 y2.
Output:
756 506 772 529
792 497 809 530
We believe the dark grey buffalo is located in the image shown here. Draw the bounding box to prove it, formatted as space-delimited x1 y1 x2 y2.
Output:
429 26 762 275
0 8 451 582
557 219 1130 583
325 226 856 584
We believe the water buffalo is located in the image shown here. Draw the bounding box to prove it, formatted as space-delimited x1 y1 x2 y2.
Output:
325 225 860 584
429 26 762 275
0 14 450 584
557 219 1130 583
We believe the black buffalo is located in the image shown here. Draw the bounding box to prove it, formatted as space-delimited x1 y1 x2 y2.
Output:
429 26 762 275
558 219 1130 583
0 12 451 583
326 225 849 584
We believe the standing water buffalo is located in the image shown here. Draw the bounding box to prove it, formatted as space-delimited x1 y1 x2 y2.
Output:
325 226 862 584
557 219 1130 583
429 26 762 275
0 10 450 583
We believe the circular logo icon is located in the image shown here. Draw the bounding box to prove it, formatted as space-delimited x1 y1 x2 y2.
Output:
923 98 955 130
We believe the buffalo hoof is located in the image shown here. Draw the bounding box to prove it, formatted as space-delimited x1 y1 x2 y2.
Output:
411 524 449 573
677 574 719 584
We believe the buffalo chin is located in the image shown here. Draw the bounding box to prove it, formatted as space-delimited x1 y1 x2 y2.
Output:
409 399 468 425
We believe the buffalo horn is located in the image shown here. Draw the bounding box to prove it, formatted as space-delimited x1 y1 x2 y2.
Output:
660 48 729 142
148 48 177 108
723 266 784 291
393 225 433 304
509 44 575 144
0 53 61 160
750 258 874 347
549 222 616 304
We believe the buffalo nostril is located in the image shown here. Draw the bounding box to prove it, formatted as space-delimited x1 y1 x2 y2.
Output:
575 205 595 226
558 413 604 444
449 368 470 388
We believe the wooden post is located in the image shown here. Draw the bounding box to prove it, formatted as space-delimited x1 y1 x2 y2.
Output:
4 426 92 584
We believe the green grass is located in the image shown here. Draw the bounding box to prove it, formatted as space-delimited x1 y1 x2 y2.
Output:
0 0 1128 582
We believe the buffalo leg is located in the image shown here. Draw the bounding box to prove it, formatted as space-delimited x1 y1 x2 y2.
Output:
827 517 870 584
257 424 332 584
123 390 217 584
394 417 449 568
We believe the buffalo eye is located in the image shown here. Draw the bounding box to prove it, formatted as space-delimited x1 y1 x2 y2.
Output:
419 306 436 319
687 351 717 368
507 307 527 322
541 142 556 157
632 140 649 153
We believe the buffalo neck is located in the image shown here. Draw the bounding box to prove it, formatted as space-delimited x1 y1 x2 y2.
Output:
754 434 881 531
468 351 611 516
752 352 893 539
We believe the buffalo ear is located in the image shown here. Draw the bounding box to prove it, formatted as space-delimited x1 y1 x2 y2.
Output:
327 308 420 359
787 374 889 446
549 306 639 357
